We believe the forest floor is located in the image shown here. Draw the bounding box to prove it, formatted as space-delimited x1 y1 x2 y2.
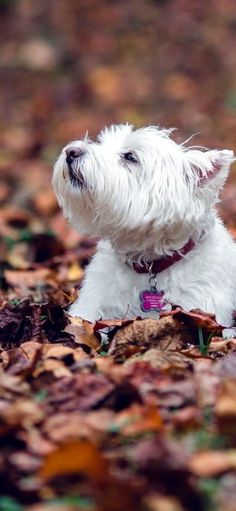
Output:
1 2 236 509
0 159 236 511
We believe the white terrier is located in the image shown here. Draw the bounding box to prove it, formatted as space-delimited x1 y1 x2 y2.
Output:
53 124 236 326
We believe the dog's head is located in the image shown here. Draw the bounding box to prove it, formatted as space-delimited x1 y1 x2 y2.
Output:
53 124 234 255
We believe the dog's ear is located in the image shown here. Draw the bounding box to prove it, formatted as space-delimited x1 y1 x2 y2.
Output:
184 149 235 193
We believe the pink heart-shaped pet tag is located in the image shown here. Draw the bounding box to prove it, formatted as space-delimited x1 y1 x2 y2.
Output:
140 290 172 313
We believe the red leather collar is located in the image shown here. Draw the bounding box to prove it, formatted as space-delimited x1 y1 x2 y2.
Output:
132 238 195 274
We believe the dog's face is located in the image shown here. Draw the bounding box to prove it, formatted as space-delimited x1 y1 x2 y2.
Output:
53 124 234 255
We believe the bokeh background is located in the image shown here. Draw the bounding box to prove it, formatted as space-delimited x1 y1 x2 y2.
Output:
1 0 236 300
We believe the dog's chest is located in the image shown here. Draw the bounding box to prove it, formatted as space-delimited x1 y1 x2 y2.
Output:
99 248 173 318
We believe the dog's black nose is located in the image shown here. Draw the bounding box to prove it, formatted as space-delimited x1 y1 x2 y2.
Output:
65 146 84 165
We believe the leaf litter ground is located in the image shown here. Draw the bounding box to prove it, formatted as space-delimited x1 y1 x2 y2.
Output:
0 167 236 511
2 1 236 508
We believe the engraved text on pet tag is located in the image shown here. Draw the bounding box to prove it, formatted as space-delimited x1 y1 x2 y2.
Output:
139 275 172 313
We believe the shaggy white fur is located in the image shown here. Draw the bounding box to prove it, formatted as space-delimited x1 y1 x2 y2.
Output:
53 124 236 326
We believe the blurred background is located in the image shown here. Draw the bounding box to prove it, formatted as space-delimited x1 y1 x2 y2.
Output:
1 0 236 301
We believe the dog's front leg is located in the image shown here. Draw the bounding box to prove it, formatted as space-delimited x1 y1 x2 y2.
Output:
68 243 110 322
68 272 103 322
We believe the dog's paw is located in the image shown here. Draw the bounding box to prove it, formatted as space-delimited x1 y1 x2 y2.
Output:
68 300 98 322
222 327 236 339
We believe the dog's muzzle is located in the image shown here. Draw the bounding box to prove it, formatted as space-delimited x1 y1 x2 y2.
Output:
65 146 85 188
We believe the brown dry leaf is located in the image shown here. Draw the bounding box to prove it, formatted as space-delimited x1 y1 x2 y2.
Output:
33 189 58 216
0 207 30 238
65 317 100 350
43 345 75 359
43 409 114 443
49 213 83 249
194 359 218 408
41 343 87 364
43 412 91 443
125 348 192 372
215 378 236 419
188 450 236 476
19 341 43 360
40 439 109 481
209 336 236 353
172 406 203 431
112 404 163 435
21 428 55 457
0 398 44 429
0 371 30 397
95 356 127 382
94 317 134 332
1 342 42 376
21 343 67 359
113 316 185 348
9 451 42 472
5 268 57 289
44 372 115 412
173 308 222 332
33 358 72 378
144 492 184 511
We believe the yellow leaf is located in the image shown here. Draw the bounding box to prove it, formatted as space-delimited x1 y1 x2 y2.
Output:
67 262 84 281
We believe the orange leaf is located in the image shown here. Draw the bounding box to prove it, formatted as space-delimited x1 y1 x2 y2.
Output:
40 439 108 481
114 404 163 435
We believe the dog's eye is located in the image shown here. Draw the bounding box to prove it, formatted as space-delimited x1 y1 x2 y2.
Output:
123 152 138 163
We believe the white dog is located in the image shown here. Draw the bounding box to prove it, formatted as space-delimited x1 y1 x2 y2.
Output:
53 124 236 326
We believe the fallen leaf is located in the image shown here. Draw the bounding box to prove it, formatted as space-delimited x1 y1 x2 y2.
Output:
40 439 108 481
113 316 184 347
33 358 72 378
173 308 222 332
111 403 163 435
94 317 134 332
144 492 184 511
209 336 236 353
43 409 114 443
1 342 42 376
9 451 42 472
189 450 236 476
46 372 115 412
65 317 100 350
215 377 236 437
0 300 33 348
67 262 84 281
215 378 236 417
0 207 30 238
125 349 192 372
0 398 44 430
0 371 30 397
33 189 58 216
172 406 203 431
5 268 57 289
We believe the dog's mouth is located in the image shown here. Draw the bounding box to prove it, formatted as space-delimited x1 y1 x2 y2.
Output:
67 163 85 189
